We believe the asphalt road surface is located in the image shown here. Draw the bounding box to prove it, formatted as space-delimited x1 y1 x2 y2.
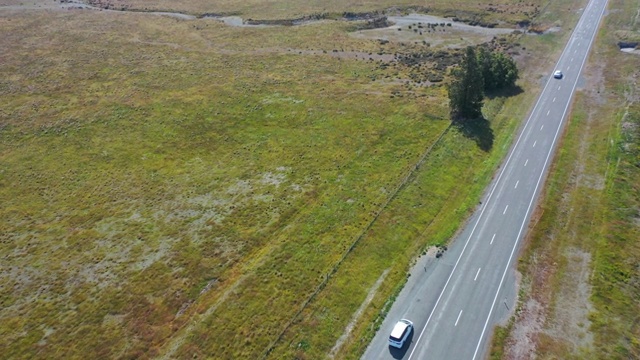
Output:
362 0 608 358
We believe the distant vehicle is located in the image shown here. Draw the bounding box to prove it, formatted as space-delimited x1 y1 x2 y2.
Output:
389 319 413 348
553 70 563 79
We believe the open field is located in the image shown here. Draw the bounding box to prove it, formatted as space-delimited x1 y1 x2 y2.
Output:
0 0 600 358
491 0 640 358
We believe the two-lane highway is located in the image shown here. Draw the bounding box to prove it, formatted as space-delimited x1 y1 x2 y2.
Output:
362 0 609 358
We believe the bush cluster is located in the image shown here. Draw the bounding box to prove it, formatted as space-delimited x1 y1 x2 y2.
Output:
448 46 519 120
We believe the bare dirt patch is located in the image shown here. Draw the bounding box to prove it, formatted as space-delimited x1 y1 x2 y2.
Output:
352 14 515 49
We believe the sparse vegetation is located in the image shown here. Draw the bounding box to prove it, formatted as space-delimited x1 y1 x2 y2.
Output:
81 0 546 25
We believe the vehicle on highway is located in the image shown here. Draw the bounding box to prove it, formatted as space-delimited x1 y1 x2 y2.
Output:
553 70 563 79
388 319 413 348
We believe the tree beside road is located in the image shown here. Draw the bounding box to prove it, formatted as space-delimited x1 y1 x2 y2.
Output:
448 46 519 121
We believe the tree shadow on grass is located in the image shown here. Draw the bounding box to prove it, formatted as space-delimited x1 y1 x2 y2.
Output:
485 85 524 100
454 116 494 152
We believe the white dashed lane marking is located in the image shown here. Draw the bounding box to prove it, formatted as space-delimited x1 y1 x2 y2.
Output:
455 310 463 326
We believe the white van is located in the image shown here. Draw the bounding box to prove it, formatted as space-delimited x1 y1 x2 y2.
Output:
388 319 413 348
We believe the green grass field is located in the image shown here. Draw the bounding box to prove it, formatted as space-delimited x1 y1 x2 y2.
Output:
0 0 592 358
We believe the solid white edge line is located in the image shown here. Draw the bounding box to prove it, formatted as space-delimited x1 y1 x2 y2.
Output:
470 0 608 358
405 2 604 355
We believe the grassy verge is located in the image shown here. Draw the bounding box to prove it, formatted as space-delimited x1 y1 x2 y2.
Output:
490 0 640 357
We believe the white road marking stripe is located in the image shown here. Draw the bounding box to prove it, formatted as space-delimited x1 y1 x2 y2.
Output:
455 310 463 326
490 233 496 245
474 268 481 281
540 125 544 131
558 86 561 90
553 97 556 102
547 110 550 116
472 0 609 357
515 180 519 189
503 205 509 214
524 159 529 167
533 140 537 148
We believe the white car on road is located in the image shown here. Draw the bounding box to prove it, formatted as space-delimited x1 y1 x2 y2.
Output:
388 319 413 348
